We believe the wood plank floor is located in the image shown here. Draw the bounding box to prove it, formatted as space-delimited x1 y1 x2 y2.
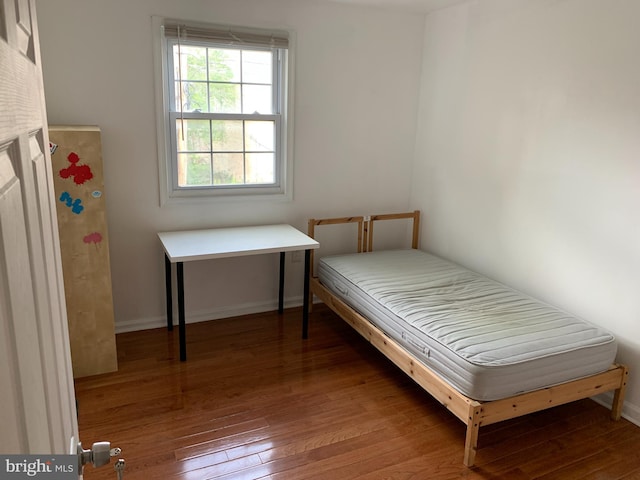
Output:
75 306 640 479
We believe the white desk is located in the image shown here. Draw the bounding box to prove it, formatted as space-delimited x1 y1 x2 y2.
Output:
158 224 319 361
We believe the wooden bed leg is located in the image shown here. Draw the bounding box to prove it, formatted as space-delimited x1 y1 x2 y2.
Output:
611 365 629 421
463 405 482 467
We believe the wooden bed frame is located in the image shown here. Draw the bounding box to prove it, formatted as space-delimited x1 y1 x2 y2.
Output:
307 210 628 467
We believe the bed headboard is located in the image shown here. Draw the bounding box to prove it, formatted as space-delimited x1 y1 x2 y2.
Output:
364 211 420 252
307 210 420 276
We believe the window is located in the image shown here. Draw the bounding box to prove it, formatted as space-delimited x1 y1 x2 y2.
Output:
153 18 293 202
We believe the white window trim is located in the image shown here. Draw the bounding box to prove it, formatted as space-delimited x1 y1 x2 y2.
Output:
152 16 295 205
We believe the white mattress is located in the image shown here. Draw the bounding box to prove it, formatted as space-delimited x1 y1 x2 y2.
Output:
318 249 617 401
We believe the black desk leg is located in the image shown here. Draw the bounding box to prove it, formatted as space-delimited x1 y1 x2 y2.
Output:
278 252 285 314
302 249 311 339
164 253 173 331
177 261 186 362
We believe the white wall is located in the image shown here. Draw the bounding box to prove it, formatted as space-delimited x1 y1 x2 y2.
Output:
412 0 640 422
36 0 424 330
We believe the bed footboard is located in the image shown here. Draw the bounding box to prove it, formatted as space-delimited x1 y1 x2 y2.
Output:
307 211 629 467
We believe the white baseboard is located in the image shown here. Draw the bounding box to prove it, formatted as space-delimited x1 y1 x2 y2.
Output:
115 296 304 334
592 391 640 428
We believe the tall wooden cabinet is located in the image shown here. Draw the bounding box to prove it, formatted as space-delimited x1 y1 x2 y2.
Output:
49 126 117 378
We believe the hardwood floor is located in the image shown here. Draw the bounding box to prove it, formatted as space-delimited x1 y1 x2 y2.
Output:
75 306 640 479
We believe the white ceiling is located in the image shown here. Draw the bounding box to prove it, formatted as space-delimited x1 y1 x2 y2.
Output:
321 0 469 14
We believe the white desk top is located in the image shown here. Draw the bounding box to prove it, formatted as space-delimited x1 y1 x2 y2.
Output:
158 224 319 263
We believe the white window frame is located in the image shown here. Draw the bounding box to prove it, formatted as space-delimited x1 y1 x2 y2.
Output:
152 17 294 204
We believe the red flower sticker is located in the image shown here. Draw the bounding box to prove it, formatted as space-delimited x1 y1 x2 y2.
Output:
60 152 94 185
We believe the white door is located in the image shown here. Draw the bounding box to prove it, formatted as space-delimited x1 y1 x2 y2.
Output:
0 0 79 457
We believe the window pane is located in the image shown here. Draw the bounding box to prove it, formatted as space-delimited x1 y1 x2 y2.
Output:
210 83 241 113
175 82 208 112
242 50 272 84
173 45 207 81
177 153 212 186
245 153 275 184
176 119 210 152
213 153 244 185
209 48 240 82
212 120 243 151
245 121 274 152
242 84 272 114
